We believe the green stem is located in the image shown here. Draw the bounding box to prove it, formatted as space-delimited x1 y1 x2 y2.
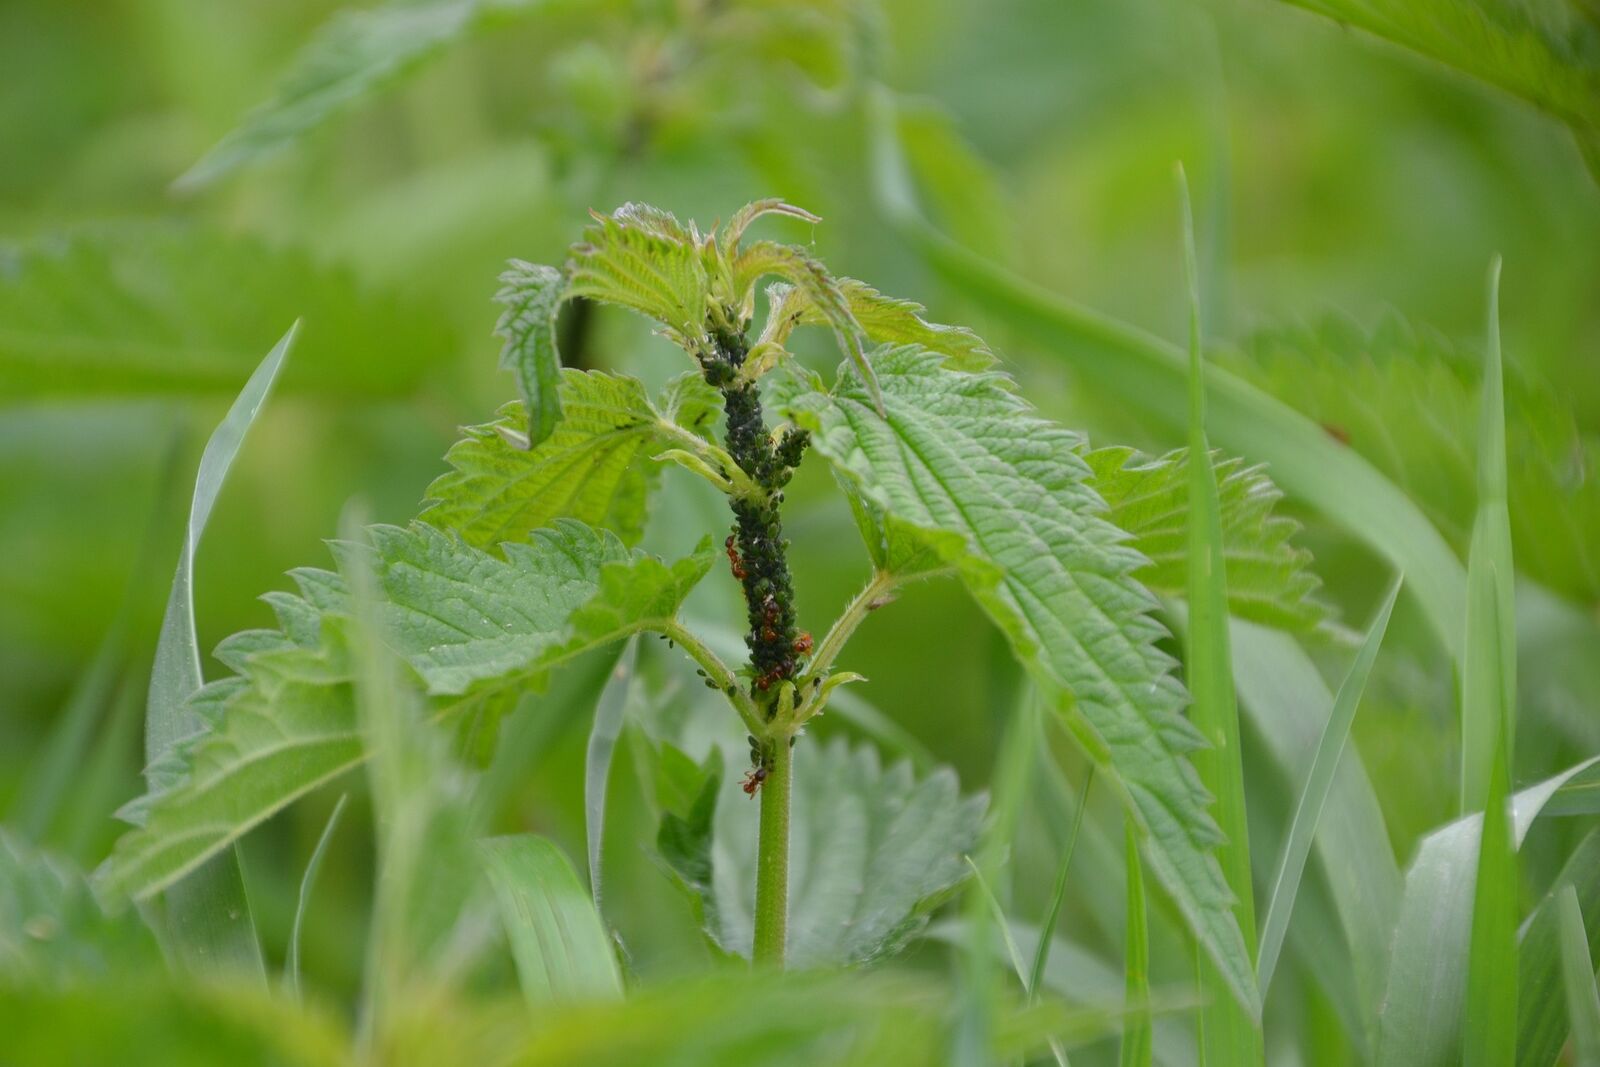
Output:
656 621 763 735
806 570 899 680
752 734 793 966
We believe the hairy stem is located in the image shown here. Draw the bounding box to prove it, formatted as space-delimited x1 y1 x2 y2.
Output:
656 620 763 735
806 569 899 681
752 734 792 966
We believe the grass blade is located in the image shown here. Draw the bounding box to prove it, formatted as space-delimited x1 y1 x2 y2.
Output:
287 793 348 999
145 323 298 978
867 87 1466 666
1464 730 1517 1067
1029 765 1094 1000
1177 165 1263 1060
1256 575 1401 995
1517 830 1600 1064
1460 259 1517 814
480 834 623 1005
966 857 1070 1067
477 645 624 823
1462 260 1518 1067
584 637 637 916
1558 884 1600 1066
1230 618 1401 1052
1121 821 1152 1067
1375 755 1598 1065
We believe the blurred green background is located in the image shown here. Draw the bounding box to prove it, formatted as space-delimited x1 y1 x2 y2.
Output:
2 0 1597 1058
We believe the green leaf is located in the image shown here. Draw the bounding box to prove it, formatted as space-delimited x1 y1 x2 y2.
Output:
0 829 160 984
1516 828 1600 1067
0 980 349 1067
1374 755 1600 1066
780 277 995 372
775 346 1260 1017
176 0 548 189
565 204 710 350
584 638 636 914
1464 733 1517 1067
736 240 883 413
144 326 297 979
420 369 686 549
1087 447 1327 632
1229 618 1402 1052
1462 264 1519 1067
345 518 482 1023
480 835 622 1005
1270 0 1600 178
1029 766 1093 1000
659 738 984 968
286 794 346 999
1557 883 1600 1066
1178 169 1263 1064
1256 576 1400 996
867 91 1467 665
1120 821 1152 1067
1223 314 1600 607
101 521 714 901
1461 262 1517 814
495 260 567 448
0 224 446 402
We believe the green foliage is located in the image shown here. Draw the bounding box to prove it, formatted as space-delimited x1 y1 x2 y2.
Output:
660 738 984 969
1375 756 1600 1065
419 369 702 549
776 345 1259 1015
867 98 1472 662
1516 831 1600 1065
1272 0 1600 175
1556 882 1600 1065
1087 447 1327 631
480 834 622 1004
1256 577 1400 995
1223 313 1600 614
566 204 712 351
178 0 547 190
1179 173 1263 1063
1119 822 1152 1067
0 830 159 984
0 225 446 402
494 260 567 447
102 521 714 900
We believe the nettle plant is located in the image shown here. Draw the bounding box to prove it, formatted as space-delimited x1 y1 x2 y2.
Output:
104 201 1320 995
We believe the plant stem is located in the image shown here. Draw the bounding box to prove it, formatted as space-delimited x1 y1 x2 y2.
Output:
806 569 900 680
656 620 763 735
752 733 792 965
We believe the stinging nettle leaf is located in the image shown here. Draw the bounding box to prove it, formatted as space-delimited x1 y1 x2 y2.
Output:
772 276 996 372
420 369 681 549
565 205 710 350
494 260 567 448
659 738 984 969
101 520 715 901
734 240 884 414
774 344 1260 1017
1087 446 1328 632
